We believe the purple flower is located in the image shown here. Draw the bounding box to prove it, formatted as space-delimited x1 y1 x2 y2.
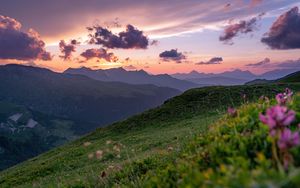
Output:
228 107 237 117
259 105 295 132
277 129 300 150
276 93 287 105
285 88 293 97
276 88 293 105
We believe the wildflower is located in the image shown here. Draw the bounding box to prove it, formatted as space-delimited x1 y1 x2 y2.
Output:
106 140 112 145
108 165 114 170
285 88 293 97
259 95 270 103
83 142 91 147
242 94 247 100
113 145 121 153
277 129 300 150
88 153 94 159
227 107 237 117
95 150 103 159
276 88 293 105
259 105 295 136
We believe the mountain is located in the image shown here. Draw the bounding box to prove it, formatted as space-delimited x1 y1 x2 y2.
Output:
259 69 300 80
2 83 300 187
276 70 300 83
64 67 199 91
172 70 214 80
0 101 80 170
0 64 179 170
187 76 248 86
172 69 300 86
172 69 257 80
246 70 300 85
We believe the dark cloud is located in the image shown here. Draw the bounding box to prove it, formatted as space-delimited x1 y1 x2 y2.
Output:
0 15 51 61
88 24 152 49
123 65 137 70
159 49 186 63
196 57 223 65
0 0 297 38
246 58 270 67
261 7 300 50
219 13 264 44
80 48 118 62
59 39 80 60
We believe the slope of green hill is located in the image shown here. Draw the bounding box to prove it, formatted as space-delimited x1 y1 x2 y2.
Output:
1 84 300 187
246 70 300 85
0 64 179 170
277 71 300 83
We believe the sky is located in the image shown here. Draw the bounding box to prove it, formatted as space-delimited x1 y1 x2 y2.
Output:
1 0 300 74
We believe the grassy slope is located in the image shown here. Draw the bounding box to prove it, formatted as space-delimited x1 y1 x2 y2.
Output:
1 84 300 187
277 71 300 83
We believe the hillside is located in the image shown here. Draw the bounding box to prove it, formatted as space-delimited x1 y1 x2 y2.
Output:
64 67 199 91
246 71 300 85
0 102 80 170
277 71 300 83
0 64 179 170
1 83 300 187
0 64 179 129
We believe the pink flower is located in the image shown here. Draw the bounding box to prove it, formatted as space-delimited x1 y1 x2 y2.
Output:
259 105 295 133
228 107 237 117
285 88 293 97
276 93 287 105
277 129 300 150
276 88 293 105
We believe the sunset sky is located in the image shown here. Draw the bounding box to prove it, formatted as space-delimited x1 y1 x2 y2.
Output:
1 0 300 74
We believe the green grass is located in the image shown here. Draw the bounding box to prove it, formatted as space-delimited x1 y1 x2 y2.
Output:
1 84 300 187
277 71 300 83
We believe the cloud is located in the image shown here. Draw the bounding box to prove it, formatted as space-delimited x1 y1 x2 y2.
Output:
88 24 152 49
59 39 80 60
246 57 271 67
246 58 300 69
23 61 38 67
2 0 297 40
261 7 300 50
219 13 264 44
0 15 52 61
80 48 118 62
123 65 137 70
159 49 186 63
250 0 263 7
196 57 223 65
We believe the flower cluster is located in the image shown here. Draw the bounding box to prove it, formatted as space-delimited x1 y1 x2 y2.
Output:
276 88 293 106
227 107 237 117
259 105 296 137
259 88 299 170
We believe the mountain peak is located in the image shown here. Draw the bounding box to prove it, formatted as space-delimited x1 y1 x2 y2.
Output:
189 70 199 74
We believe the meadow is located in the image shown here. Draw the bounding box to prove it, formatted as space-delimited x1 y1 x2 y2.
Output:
1 84 300 187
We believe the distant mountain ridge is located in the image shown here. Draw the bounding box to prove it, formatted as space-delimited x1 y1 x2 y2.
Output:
246 71 300 85
64 67 199 91
172 69 300 86
0 64 179 170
